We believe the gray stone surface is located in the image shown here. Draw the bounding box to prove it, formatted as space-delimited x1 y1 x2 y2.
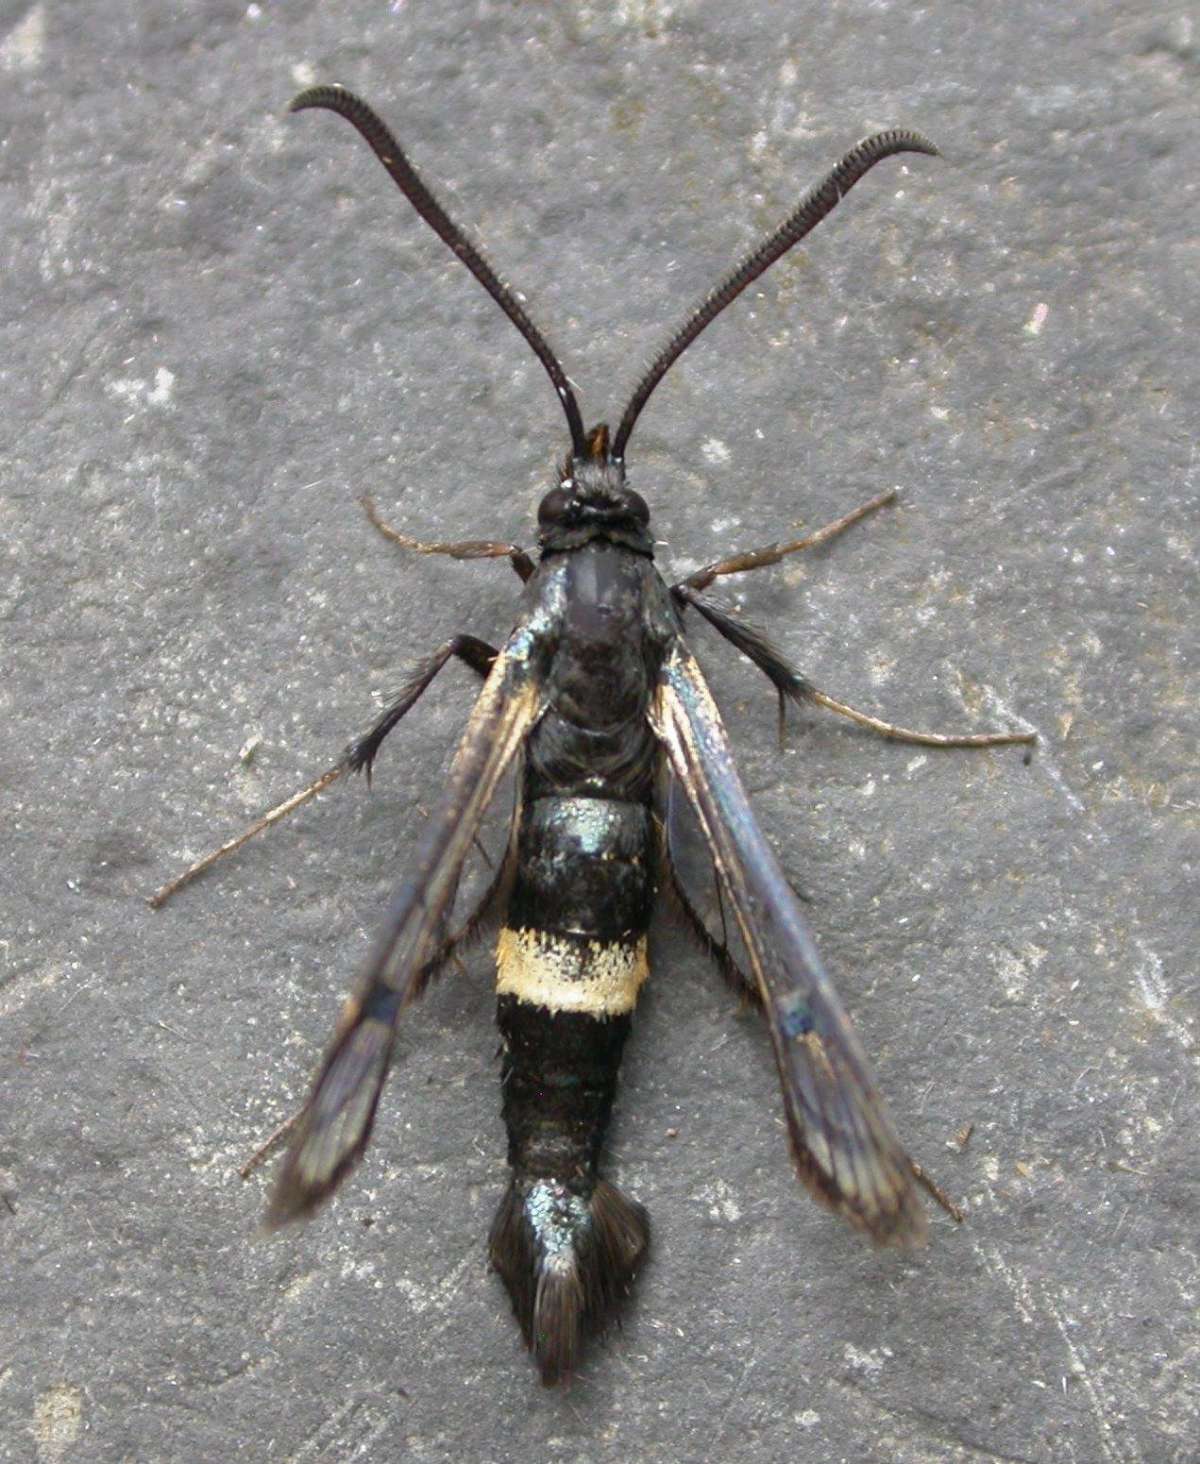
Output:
3 2 1196 1460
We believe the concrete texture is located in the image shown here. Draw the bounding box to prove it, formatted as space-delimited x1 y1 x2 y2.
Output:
2 2 1196 1460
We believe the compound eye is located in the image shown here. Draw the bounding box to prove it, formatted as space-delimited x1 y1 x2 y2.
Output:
626 490 650 525
538 486 573 528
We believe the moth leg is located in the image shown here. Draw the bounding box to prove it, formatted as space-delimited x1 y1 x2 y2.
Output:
240 1112 299 1179
410 841 518 996
362 494 535 582
346 635 496 781
909 1159 966 1223
675 489 895 593
657 780 760 1004
147 764 345 909
675 586 1036 751
802 685 1036 750
148 635 500 909
662 816 811 1007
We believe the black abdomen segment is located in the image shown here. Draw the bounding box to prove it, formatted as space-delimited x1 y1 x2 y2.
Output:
509 793 652 938
496 997 632 1184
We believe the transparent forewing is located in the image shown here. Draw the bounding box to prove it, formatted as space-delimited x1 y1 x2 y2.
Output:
268 635 546 1224
656 764 758 1003
654 643 927 1245
359 650 541 1002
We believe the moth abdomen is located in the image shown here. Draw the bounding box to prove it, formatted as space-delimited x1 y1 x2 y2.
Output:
490 778 656 1378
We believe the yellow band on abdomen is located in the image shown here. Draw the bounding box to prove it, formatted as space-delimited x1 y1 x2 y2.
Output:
496 926 649 1016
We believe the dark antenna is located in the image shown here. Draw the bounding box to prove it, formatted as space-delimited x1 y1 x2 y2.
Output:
611 130 939 461
289 85 588 459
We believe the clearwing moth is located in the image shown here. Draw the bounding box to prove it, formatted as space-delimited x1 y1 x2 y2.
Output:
152 86 1035 1383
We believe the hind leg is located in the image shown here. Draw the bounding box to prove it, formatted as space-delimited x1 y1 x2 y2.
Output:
148 635 498 908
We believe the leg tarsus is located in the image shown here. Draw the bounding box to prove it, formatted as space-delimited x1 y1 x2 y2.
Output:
147 763 345 909
804 686 1037 750
406 844 518 1002
674 489 896 593
669 864 761 1006
241 1112 301 1180
910 1159 966 1223
362 494 535 582
241 848 515 1188
657 809 761 1007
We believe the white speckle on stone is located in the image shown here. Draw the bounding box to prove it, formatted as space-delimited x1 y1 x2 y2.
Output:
1134 941 1193 1052
292 61 317 86
109 377 143 406
147 367 175 406
700 436 731 466
34 176 77 282
699 1178 742 1223
615 0 675 28
868 654 896 688
992 941 1048 1002
1024 302 1049 336
843 1343 889 1376
109 367 175 410
238 735 262 765
708 515 741 536
0 4 45 71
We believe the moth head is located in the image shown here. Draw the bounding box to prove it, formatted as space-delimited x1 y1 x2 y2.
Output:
536 421 652 553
